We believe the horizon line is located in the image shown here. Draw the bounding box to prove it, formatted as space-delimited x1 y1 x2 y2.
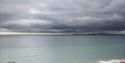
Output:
0 32 125 35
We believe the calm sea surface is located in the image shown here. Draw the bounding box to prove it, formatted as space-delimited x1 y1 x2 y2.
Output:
0 35 125 63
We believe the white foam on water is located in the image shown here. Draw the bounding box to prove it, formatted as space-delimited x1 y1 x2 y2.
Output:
97 59 125 63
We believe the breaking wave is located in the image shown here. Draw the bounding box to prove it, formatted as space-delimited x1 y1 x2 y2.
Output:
96 59 125 63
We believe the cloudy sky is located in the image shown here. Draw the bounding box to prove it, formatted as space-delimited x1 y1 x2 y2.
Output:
0 0 125 34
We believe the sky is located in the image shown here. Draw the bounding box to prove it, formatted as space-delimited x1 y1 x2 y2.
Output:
0 0 125 34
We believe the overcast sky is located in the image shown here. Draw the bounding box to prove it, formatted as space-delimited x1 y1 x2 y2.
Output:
0 0 125 33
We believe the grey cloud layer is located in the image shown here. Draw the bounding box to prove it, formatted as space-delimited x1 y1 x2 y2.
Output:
0 0 125 33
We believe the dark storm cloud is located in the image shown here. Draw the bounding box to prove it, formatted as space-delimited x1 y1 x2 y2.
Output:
0 0 125 33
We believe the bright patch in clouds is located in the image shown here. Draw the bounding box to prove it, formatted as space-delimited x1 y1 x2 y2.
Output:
29 8 41 14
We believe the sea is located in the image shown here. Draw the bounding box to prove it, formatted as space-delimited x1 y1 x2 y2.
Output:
0 35 125 63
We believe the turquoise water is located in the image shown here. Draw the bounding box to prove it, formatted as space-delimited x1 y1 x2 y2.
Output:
0 35 125 63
